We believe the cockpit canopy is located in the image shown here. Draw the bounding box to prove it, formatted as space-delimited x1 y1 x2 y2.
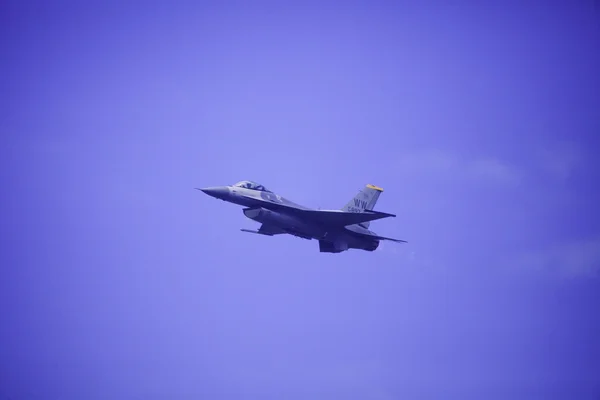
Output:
233 180 272 192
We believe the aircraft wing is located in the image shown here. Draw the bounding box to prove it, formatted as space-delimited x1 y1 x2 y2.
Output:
295 208 396 227
258 201 396 227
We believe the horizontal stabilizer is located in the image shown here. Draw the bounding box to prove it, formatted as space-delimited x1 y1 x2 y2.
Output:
369 234 407 243
346 227 407 243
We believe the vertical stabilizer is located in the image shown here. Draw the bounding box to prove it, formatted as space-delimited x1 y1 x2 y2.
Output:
341 184 384 228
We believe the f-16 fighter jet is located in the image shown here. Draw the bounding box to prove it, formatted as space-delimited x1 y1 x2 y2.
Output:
197 181 406 253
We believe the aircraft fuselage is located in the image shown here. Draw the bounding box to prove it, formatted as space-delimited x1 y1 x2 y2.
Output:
198 181 403 253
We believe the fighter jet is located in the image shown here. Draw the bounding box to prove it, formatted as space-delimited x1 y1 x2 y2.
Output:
197 180 406 253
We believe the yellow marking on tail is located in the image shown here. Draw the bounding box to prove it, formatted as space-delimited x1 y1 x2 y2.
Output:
366 184 384 192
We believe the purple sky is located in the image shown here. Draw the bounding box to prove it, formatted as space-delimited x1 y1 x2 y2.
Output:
1 1 599 399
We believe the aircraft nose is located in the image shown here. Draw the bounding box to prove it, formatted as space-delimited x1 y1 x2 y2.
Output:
198 186 229 200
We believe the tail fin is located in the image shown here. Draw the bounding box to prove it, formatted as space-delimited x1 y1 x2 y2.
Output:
341 184 384 228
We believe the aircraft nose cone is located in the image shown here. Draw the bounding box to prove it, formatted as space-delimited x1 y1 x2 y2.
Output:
198 186 229 200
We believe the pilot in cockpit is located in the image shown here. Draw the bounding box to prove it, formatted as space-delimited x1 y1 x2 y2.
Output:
233 181 271 192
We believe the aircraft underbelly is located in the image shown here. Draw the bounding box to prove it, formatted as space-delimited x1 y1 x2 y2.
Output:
320 229 380 252
243 207 325 239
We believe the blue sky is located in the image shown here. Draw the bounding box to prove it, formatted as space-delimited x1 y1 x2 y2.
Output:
1 1 599 399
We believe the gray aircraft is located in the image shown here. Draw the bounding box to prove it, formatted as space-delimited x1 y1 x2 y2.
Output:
197 180 407 253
